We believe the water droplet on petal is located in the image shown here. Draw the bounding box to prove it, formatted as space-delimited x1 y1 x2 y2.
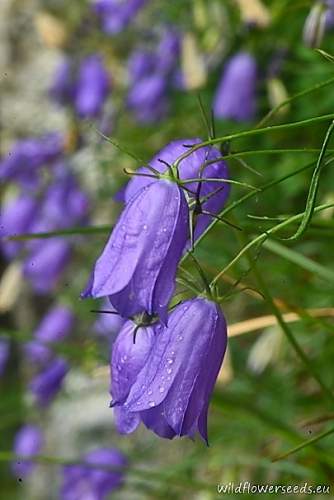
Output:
166 368 172 374
147 389 153 395
149 401 155 407
166 358 174 365
159 386 165 393
143 224 148 230
177 335 183 342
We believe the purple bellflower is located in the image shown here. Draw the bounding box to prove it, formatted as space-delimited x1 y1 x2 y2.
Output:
94 299 125 338
0 338 10 376
110 297 227 442
23 340 52 366
123 138 230 240
61 448 127 500
0 192 40 259
127 73 168 123
34 305 74 343
213 52 257 122
0 133 64 187
93 0 147 34
23 238 71 294
12 425 43 478
82 179 189 322
50 58 77 106
29 356 69 407
74 55 110 119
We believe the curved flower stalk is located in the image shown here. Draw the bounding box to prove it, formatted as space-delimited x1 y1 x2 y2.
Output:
82 179 189 322
61 448 127 499
12 425 43 478
110 297 227 442
122 138 230 239
213 52 257 122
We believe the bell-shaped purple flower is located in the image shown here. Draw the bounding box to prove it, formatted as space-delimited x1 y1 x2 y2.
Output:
0 193 40 259
74 55 110 118
12 425 43 478
0 133 64 187
128 49 158 81
82 179 189 322
23 238 71 294
50 58 77 106
111 298 227 442
213 52 257 122
111 320 156 433
94 299 125 338
127 73 168 123
0 338 10 376
123 138 230 239
23 340 52 366
93 0 147 34
156 28 181 75
29 356 69 407
61 448 127 500
34 305 74 343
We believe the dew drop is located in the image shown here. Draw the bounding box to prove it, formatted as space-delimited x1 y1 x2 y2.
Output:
177 335 183 342
143 224 148 230
147 389 153 396
166 368 172 374
159 386 165 393
149 401 155 407
166 358 174 365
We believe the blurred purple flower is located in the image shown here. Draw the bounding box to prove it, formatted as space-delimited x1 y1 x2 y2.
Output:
127 73 168 123
61 448 127 500
156 28 181 74
111 298 227 442
0 193 40 259
94 299 125 338
23 341 52 366
123 138 230 239
94 0 147 34
75 55 110 119
0 338 10 376
213 52 257 122
12 425 43 478
29 357 68 407
0 133 64 187
23 238 71 294
50 58 77 106
34 305 74 343
82 180 189 323
127 50 158 81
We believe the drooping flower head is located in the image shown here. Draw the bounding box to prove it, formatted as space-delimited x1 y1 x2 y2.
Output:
61 448 127 500
82 179 189 323
0 133 64 187
122 138 230 240
49 57 77 106
34 305 74 343
213 52 257 122
0 192 40 259
29 356 69 407
93 0 147 34
23 238 71 294
94 298 125 339
75 55 110 119
303 1 327 47
110 298 227 442
12 425 43 478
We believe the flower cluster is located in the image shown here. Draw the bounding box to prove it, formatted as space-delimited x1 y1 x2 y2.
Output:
83 139 230 441
127 27 181 122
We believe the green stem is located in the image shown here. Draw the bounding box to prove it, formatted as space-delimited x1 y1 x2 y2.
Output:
174 114 334 170
272 426 334 462
210 202 334 286
256 75 334 128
